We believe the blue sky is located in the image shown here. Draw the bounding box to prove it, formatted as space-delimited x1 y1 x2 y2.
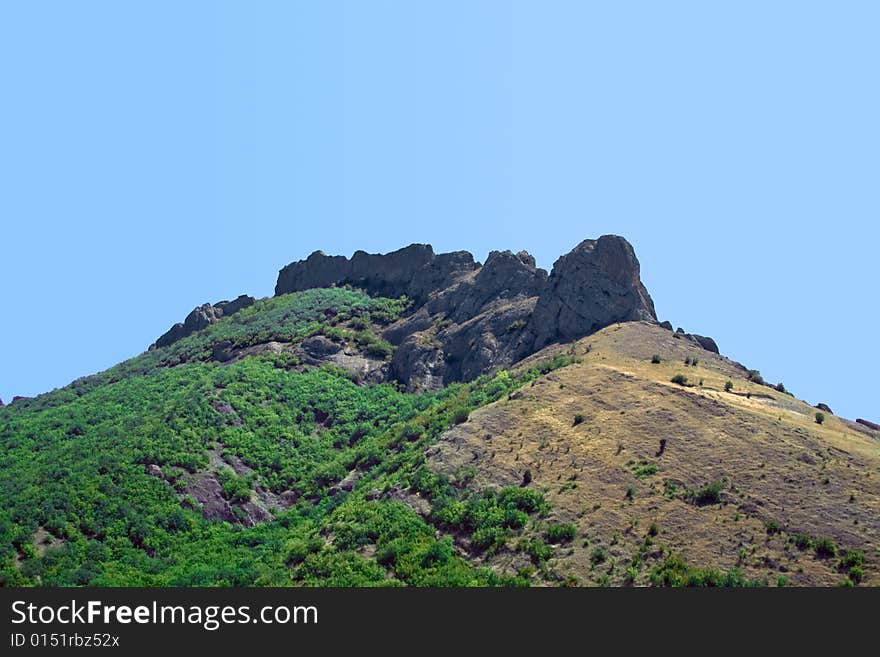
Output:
1 1 877 420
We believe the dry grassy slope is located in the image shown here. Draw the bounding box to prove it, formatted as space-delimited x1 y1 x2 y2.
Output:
427 322 880 586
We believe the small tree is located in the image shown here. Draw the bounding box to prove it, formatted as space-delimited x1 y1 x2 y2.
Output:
651 354 661 364
671 374 688 386
815 411 826 425
724 380 733 392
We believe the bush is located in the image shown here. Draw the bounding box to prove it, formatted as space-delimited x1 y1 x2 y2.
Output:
838 551 864 570
815 412 825 425
692 480 724 506
814 536 837 558
792 534 813 550
746 370 764 385
573 414 586 426
724 380 733 392
671 374 689 386
545 523 577 543
774 382 786 393
523 538 553 564
590 547 608 565
452 407 470 425
651 354 661 364
765 520 781 535
632 461 658 478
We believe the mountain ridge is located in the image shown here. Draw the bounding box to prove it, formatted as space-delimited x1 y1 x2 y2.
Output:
151 236 717 392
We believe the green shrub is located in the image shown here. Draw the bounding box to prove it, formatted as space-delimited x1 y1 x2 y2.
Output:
452 407 470 425
671 374 689 386
724 380 733 392
692 480 724 506
632 461 658 478
523 538 553 564
792 534 814 550
651 354 661 364
573 414 586 426
590 547 608 565
815 536 837 558
765 520 782 535
815 412 825 425
545 523 577 543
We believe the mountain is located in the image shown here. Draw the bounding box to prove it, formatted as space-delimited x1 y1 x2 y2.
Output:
0 237 876 587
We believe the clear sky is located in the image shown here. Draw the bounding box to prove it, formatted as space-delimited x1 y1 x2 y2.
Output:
1 2 877 420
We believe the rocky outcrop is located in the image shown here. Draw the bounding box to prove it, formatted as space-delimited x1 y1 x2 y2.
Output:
530 236 656 349
275 244 478 305
671 326 720 354
815 403 834 415
152 294 255 349
856 418 880 431
276 236 661 389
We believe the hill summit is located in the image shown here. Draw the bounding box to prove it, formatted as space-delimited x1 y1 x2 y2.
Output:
156 236 713 390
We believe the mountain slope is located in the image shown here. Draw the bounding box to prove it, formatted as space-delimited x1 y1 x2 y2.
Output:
1 238 876 587
428 322 879 586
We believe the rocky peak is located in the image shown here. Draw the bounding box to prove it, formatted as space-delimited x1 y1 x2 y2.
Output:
276 236 667 389
531 235 656 349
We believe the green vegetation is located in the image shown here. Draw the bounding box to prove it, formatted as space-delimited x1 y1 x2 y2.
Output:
0 289 579 587
791 534 814 550
545 523 577 543
649 552 763 587
690 480 724 506
650 354 661 364
765 520 782 535
746 370 765 385
630 460 659 479
724 380 733 392
815 411 826 425
814 537 838 559
670 374 689 386
572 414 586 426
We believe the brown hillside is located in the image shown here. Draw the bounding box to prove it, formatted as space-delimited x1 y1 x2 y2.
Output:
427 322 879 586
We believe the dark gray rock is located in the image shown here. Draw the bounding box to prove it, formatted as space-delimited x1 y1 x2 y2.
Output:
659 321 674 331
856 418 880 431
689 334 720 354
531 235 656 349
300 335 342 358
154 294 255 348
815 403 834 415
275 244 477 305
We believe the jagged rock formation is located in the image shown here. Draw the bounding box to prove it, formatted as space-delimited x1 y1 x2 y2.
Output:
276 236 679 390
275 244 478 305
661 323 720 354
152 294 255 349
